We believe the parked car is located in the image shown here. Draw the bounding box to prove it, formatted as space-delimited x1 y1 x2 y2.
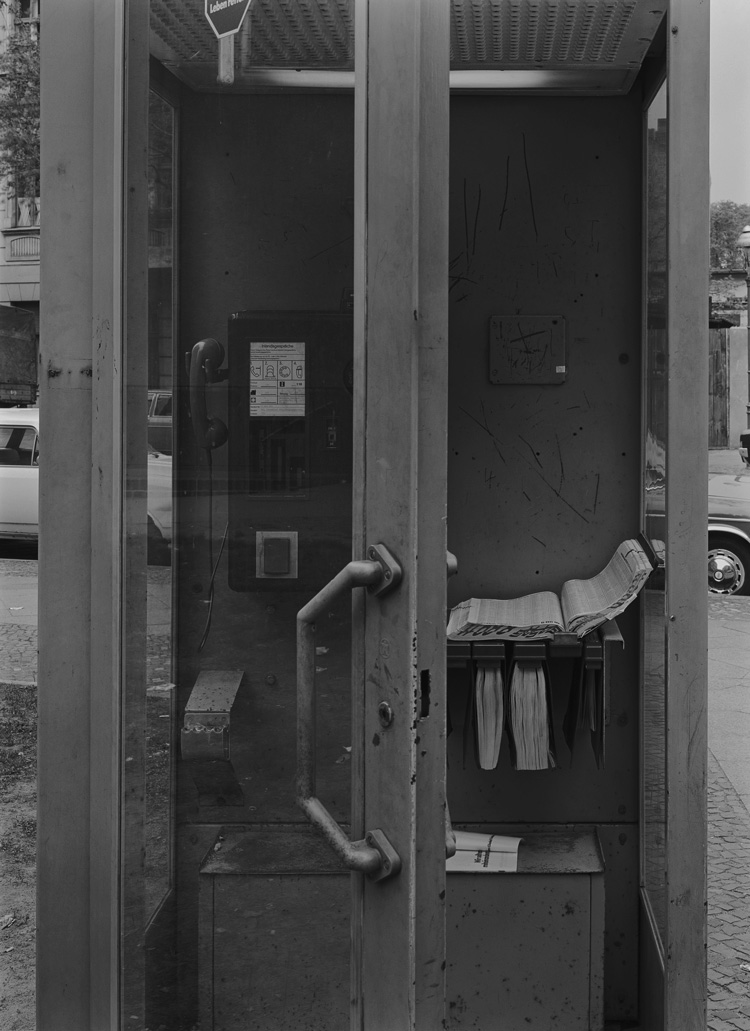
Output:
0 408 172 563
0 409 38 541
148 390 173 454
709 471 750 594
739 429 750 466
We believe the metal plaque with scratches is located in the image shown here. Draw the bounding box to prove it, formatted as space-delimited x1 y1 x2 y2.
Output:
490 315 566 385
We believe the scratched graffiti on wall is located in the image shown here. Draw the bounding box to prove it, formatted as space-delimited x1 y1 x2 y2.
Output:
489 315 566 385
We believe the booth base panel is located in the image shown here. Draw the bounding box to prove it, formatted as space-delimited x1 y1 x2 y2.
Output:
446 827 604 1030
199 872 350 1031
197 826 606 1030
446 873 603 1030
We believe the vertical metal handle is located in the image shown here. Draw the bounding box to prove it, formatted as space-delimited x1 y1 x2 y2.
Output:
445 803 457 859
297 545 402 881
445 550 458 857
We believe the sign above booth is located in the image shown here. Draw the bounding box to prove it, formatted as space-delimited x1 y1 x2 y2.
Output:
205 0 252 39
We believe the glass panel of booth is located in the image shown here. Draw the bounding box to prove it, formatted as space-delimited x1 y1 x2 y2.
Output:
123 7 358 1029
144 87 175 912
641 77 668 950
122 83 178 1018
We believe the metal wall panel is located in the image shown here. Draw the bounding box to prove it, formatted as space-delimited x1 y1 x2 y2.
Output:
445 92 643 1023
663 0 709 1026
447 94 642 601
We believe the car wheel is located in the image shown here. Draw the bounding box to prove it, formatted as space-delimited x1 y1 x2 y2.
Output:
708 536 750 596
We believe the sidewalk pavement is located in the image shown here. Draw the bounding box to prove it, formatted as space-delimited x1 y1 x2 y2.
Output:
0 562 171 684
708 750 750 1030
0 559 38 683
709 448 744 475
707 587 750 1030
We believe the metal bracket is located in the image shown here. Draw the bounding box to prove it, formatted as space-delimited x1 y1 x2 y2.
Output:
366 543 402 597
364 829 402 882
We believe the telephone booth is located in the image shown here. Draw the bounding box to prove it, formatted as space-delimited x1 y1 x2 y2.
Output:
38 2 708 1029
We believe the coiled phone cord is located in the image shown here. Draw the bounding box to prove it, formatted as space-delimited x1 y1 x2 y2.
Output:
198 446 229 652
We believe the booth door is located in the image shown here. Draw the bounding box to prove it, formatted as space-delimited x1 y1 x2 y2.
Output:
122 2 449 1029
640 4 709 1028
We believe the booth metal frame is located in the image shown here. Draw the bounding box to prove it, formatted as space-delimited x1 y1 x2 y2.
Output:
37 1 707 1028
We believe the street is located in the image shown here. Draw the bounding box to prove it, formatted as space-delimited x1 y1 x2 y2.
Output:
0 548 37 684
0 542 172 686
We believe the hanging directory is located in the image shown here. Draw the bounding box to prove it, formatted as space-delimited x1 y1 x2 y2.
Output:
250 341 306 417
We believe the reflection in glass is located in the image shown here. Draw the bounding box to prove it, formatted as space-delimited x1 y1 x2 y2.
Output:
124 17 357 1023
641 80 667 947
144 89 175 916
122 87 177 1030
148 91 174 402
144 682 173 913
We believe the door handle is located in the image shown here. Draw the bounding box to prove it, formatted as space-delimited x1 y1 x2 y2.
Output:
297 544 402 882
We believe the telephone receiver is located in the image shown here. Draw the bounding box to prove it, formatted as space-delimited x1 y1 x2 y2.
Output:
187 338 229 450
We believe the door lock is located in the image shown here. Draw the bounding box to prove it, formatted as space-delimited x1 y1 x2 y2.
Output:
377 701 394 728
365 829 401 882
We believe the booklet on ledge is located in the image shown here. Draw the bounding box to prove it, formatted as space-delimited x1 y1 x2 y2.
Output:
446 830 523 873
447 538 653 642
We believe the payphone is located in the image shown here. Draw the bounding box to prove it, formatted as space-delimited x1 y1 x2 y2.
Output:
186 313 353 590
225 311 353 592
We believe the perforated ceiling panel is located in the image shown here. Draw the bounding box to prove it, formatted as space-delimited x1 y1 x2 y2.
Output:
149 0 665 92
453 1 641 65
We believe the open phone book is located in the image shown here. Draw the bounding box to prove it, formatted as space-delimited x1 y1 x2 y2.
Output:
447 538 653 642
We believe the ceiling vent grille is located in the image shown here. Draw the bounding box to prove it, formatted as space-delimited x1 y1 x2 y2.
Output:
149 0 664 92
449 1 638 67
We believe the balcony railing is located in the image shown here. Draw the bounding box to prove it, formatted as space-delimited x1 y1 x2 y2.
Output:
2 195 41 263
13 196 40 228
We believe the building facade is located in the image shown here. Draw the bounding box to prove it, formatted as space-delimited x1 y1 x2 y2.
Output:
0 0 40 388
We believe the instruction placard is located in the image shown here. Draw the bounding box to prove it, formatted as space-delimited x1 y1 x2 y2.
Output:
250 341 305 417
